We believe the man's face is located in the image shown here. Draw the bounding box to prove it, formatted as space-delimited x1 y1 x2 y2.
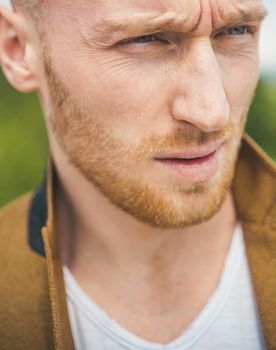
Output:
40 0 265 228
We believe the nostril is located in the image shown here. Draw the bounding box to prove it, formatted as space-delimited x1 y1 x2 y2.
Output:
170 92 230 132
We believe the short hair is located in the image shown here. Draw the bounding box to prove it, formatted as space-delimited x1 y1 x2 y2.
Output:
12 0 38 11
12 0 46 25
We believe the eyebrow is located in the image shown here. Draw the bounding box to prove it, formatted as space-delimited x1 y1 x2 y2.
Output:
94 12 193 39
91 5 268 42
218 6 268 29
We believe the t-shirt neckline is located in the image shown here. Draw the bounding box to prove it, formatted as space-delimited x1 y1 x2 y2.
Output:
63 224 244 350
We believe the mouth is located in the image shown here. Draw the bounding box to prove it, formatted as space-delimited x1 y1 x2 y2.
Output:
156 150 217 166
154 144 223 183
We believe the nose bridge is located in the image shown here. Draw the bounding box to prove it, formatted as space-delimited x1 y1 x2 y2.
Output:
172 38 230 132
191 40 221 100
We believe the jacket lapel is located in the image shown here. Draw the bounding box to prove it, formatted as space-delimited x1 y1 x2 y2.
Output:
243 223 276 350
234 135 276 350
42 162 75 350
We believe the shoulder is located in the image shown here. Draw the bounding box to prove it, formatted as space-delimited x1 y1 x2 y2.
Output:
0 195 53 348
0 193 32 231
0 191 48 291
233 134 276 227
0 192 47 279
0 194 35 257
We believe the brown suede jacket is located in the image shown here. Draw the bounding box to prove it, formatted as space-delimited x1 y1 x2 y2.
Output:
0 134 276 350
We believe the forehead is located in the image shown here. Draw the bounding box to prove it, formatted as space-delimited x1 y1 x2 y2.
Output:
48 0 266 41
54 0 264 15
54 0 265 29
75 0 264 14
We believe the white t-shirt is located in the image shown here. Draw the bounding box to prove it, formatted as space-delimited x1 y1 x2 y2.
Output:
64 225 266 350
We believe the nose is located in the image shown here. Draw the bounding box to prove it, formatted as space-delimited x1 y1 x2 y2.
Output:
170 39 230 132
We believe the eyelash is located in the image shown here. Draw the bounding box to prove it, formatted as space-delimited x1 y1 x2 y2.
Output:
120 25 253 47
120 34 166 48
214 25 252 38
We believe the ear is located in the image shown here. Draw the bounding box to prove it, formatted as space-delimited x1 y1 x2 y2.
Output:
0 6 39 93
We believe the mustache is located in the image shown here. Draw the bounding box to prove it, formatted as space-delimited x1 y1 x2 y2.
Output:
135 122 236 158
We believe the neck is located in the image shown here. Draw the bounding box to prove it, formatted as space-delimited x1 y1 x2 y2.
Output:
54 154 237 283
52 144 238 344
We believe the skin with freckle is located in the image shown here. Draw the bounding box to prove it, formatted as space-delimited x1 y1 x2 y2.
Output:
36 0 262 228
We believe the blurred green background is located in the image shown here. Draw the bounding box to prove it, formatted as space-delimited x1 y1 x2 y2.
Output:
0 71 276 208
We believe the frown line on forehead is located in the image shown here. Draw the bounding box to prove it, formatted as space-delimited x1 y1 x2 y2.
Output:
90 2 267 41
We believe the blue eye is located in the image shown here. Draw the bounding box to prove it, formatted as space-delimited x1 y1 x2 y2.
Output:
118 33 169 51
223 26 249 36
130 35 158 44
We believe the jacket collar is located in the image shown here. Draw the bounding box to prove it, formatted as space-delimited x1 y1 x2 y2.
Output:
28 161 56 256
28 176 47 256
34 161 75 350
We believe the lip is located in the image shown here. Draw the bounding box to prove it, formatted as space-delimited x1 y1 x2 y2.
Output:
154 142 223 183
154 141 223 160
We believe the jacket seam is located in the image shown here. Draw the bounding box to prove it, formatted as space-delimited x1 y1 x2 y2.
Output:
42 226 63 350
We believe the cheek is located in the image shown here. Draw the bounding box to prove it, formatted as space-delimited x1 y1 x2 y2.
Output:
217 50 260 117
56 57 170 145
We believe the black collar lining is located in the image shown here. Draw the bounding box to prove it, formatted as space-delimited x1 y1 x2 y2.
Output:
28 175 48 256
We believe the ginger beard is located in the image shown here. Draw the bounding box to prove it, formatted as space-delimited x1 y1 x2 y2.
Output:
44 58 247 229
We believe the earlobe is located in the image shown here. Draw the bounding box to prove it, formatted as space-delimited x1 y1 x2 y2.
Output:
0 6 38 93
